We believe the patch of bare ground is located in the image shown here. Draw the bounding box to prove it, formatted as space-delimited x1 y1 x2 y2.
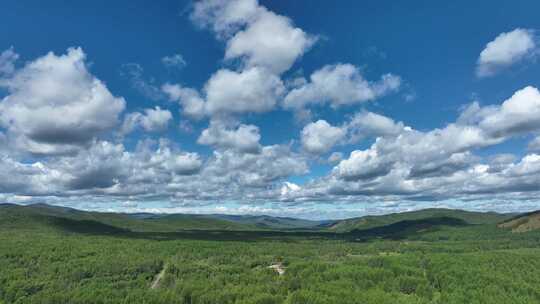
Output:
150 264 167 289
268 263 285 275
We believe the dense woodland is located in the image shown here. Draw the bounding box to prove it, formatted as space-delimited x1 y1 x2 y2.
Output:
1 204 540 304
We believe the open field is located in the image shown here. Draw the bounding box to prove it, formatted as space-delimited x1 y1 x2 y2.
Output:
1 204 540 303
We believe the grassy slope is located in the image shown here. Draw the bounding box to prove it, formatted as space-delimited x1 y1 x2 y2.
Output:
498 210 540 232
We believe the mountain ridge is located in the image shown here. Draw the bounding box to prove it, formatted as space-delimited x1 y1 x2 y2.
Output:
0 203 530 233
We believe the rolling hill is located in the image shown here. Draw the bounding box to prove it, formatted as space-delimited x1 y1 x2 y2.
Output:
0 203 254 232
0 203 328 232
498 210 540 232
1 203 529 237
328 208 515 232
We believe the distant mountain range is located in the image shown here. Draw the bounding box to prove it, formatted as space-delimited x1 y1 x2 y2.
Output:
0 203 534 234
0 203 329 231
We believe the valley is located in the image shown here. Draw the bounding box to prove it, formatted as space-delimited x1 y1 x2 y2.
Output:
1 204 539 303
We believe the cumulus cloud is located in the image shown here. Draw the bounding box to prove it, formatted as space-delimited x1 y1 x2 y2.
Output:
279 86 540 205
346 111 405 142
146 143 203 176
190 0 260 38
204 67 285 115
460 86 540 138
197 121 261 153
163 67 284 119
0 47 126 155
301 120 346 154
0 155 65 195
477 28 537 77
7 139 304 201
0 139 204 196
192 0 315 74
334 124 495 182
162 83 206 120
335 148 393 181
62 141 127 190
206 144 308 188
224 6 316 74
5 6 540 217
299 112 405 155
121 106 172 134
162 53 187 69
284 64 401 110
280 181 301 197
488 154 517 173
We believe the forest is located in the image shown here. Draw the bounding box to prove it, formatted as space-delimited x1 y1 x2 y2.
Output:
1 203 540 304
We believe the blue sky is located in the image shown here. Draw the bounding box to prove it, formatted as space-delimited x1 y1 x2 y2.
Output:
1 0 540 219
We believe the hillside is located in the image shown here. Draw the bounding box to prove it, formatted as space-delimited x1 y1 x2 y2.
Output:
0 204 254 232
2 204 540 304
0 203 333 233
329 208 514 232
0 204 525 236
498 210 540 232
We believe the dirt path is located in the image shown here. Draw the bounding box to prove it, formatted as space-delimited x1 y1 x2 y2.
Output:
268 263 285 275
150 264 167 289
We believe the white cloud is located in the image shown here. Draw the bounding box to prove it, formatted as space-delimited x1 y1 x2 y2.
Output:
121 106 172 134
190 0 260 38
224 8 316 74
198 121 261 153
346 111 405 142
335 148 391 181
148 143 203 176
301 120 346 154
205 144 308 188
163 67 284 119
280 181 301 197
299 111 405 156
284 64 401 110
0 47 18 75
5 7 540 216
461 86 540 138
334 123 495 182
192 0 315 74
21 139 204 193
204 67 285 116
162 53 186 69
162 83 206 120
139 107 173 131
477 28 537 77
0 47 126 155
302 86 540 203
283 86 540 203
0 155 65 195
